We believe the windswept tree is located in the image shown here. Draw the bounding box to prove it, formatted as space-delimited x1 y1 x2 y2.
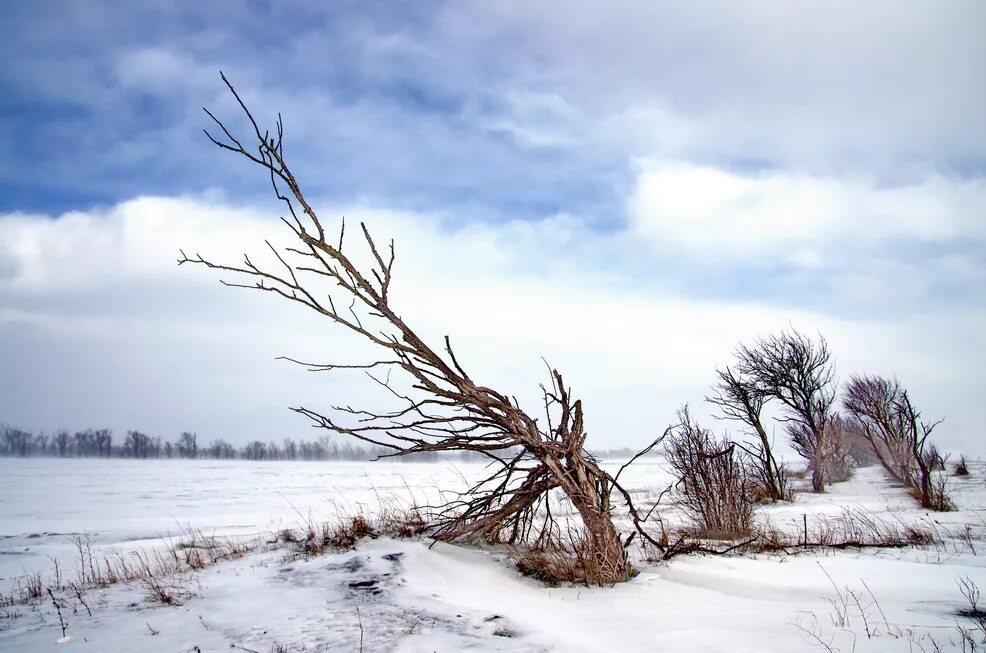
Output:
74 429 95 457
734 329 839 492
95 429 113 457
2 427 32 457
208 438 236 459
177 432 198 459
55 429 71 457
707 366 787 501
241 440 268 461
124 430 153 458
843 374 952 510
178 73 669 581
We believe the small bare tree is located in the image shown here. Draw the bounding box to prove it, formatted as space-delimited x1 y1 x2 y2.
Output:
178 73 673 581
843 374 952 510
734 329 837 492
665 407 752 538
707 366 787 501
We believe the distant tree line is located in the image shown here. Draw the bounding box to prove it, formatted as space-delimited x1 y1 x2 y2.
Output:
0 426 478 462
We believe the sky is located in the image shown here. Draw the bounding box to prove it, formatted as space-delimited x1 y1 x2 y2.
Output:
0 1 984 454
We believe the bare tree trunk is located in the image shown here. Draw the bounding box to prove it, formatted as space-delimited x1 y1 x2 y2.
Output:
810 459 825 493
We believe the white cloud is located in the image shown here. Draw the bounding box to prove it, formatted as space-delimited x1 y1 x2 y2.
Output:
114 48 215 94
628 162 986 265
438 1 986 169
1 193 983 454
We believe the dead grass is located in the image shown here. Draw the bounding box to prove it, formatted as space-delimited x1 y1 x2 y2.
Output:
787 466 811 480
511 531 631 587
658 507 976 559
745 474 794 504
794 566 953 652
134 550 195 606
281 505 431 559
0 527 258 614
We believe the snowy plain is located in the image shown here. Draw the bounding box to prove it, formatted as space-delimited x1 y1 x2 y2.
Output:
2 457 985 652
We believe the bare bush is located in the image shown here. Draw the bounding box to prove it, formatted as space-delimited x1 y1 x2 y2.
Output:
911 473 955 512
843 374 953 510
734 329 838 492
955 456 971 477
665 407 753 539
925 443 947 471
957 576 986 650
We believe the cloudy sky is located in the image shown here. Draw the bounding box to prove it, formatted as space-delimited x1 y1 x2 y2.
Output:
1 1 984 453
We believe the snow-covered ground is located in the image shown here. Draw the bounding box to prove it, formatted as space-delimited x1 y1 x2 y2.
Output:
0 458 495 592
2 457 985 651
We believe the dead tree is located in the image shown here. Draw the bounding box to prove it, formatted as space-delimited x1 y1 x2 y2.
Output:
707 366 787 501
734 329 837 492
843 374 952 510
177 73 675 581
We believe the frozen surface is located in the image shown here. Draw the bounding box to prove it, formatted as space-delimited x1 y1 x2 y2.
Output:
2 457 986 651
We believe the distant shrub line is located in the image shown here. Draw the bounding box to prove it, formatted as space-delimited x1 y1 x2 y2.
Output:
0 427 477 462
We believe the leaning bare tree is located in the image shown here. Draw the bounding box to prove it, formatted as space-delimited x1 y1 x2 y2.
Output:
178 73 676 582
843 374 952 510
707 366 787 501
734 329 839 492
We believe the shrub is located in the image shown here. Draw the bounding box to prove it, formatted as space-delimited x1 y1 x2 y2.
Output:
665 407 753 539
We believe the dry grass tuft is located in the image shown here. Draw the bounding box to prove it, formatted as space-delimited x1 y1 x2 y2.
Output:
287 506 431 558
24 572 44 601
379 507 428 539
0 528 258 613
511 531 631 587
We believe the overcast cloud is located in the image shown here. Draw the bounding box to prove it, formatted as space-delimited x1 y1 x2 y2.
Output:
1 2 984 453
